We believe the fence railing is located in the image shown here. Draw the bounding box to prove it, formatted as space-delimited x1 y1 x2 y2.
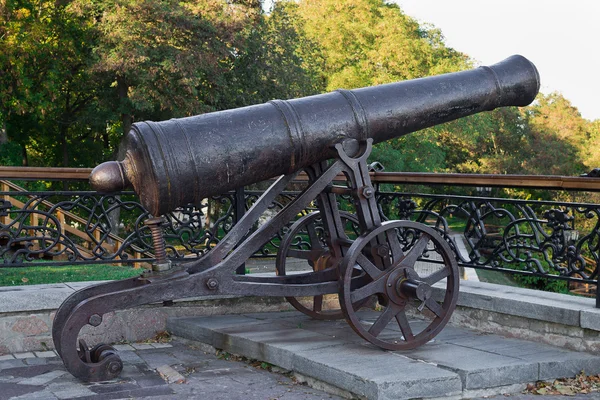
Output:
0 167 599 303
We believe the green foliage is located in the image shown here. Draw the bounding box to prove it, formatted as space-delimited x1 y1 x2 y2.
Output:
0 264 141 286
512 274 569 294
1 0 597 179
0 142 22 166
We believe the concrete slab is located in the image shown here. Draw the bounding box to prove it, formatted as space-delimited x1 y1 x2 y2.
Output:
404 342 538 390
435 280 595 327
169 311 600 399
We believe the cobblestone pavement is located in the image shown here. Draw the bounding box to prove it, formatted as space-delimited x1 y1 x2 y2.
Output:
5 338 600 400
0 339 343 400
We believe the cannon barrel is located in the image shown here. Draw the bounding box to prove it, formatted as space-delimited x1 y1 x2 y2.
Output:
91 55 539 216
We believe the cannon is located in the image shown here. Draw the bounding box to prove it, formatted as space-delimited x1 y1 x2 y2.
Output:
53 55 540 382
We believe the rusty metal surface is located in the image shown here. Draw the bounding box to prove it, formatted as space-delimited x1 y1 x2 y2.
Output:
53 56 540 382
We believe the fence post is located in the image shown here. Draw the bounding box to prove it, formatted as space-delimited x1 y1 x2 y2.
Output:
0 182 10 226
29 208 40 251
235 186 246 275
56 210 65 253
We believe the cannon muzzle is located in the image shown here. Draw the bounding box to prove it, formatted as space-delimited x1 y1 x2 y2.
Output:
91 55 539 216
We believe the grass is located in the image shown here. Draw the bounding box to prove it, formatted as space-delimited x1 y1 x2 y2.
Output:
0 264 143 286
474 268 520 287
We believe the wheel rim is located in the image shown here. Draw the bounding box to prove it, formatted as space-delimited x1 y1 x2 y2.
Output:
339 220 459 350
276 211 361 320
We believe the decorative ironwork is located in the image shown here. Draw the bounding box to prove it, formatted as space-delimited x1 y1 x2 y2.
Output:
2 186 600 290
376 191 599 285
0 188 315 267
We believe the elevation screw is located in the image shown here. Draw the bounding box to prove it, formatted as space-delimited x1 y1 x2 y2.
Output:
145 217 171 272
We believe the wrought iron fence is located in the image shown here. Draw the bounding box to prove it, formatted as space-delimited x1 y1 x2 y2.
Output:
0 168 599 304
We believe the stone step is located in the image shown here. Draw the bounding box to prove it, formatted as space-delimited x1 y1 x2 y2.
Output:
168 311 600 400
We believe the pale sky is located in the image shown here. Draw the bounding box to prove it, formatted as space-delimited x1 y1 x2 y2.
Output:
392 0 600 121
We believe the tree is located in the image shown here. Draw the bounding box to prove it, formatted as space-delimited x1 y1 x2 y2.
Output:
0 0 98 168
289 0 469 91
282 0 471 173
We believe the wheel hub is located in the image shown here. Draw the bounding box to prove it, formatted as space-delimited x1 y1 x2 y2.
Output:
385 267 432 306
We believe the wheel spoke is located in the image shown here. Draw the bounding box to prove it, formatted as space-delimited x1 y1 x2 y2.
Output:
306 222 323 250
357 253 383 279
399 234 430 268
386 228 404 260
350 278 385 303
368 305 398 337
287 249 317 261
423 267 450 285
395 311 414 341
314 295 323 312
424 298 444 318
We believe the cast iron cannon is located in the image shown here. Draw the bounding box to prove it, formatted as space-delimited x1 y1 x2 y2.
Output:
53 55 540 382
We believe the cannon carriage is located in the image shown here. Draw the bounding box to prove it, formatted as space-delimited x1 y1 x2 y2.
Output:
52 55 540 382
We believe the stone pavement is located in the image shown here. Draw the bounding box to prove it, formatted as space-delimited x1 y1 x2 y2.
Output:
0 339 343 400
168 311 600 400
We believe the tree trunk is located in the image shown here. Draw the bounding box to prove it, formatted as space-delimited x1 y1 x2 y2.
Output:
21 145 28 167
0 120 7 144
117 75 132 136
60 124 69 190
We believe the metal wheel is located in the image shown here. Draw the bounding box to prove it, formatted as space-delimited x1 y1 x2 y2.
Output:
276 211 360 320
339 220 459 350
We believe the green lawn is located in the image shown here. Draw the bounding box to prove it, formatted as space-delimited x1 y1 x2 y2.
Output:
474 268 520 287
0 264 143 286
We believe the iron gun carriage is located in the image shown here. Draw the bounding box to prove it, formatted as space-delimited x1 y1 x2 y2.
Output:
53 55 540 382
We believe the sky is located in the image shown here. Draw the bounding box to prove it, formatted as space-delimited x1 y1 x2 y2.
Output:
392 0 600 121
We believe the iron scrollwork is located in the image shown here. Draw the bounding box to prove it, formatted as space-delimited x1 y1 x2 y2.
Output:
376 191 599 285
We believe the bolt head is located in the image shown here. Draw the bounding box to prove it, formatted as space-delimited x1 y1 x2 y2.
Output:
362 186 374 199
206 278 219 290
376 244 389 257
108 360 122 374
88 314 102 327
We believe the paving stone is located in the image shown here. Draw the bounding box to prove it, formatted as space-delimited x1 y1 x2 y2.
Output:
89 380 141 394
156 364 186 384
404 342 539 390
9 389 59 399
133 372 168 388
117 350 146 364
23 358 49 367
112 344 135 352
0 359 25 370
215 322 349 371
136 351 180 369
131 343 155 350
150 343 173 349
33 351 57 358
51 386 96 399
83 384 174 400
13 353 36 359
581 308 600 331
18 370 67 386
3 364 54 379
295 343 462 399
168 314 270 333
0 382 43 399
0 354 15 361
0 283 73 313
